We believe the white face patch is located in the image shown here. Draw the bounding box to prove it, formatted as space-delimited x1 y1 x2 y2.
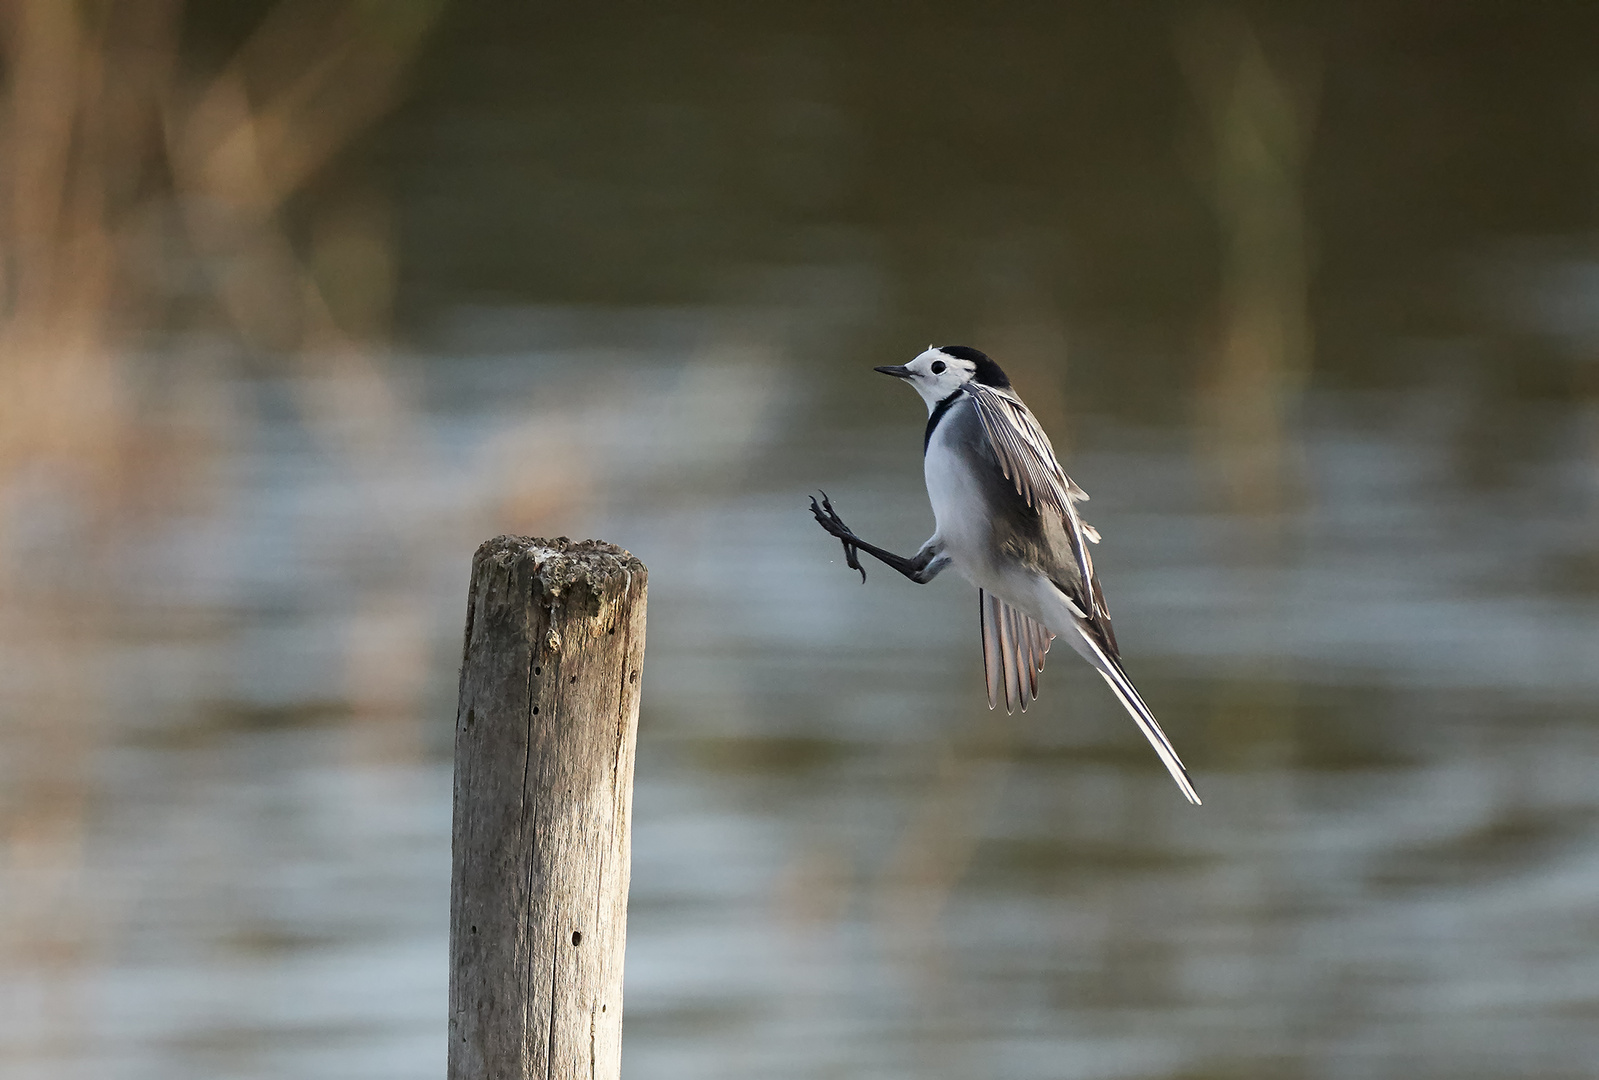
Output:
901 348 976 411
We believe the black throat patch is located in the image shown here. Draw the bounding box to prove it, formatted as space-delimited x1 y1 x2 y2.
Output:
924 389 964 453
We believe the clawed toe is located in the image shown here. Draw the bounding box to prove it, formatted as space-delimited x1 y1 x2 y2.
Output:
810 490 848 533
810 490 866 582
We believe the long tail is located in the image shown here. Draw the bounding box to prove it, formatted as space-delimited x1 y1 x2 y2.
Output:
1073 625 1202 805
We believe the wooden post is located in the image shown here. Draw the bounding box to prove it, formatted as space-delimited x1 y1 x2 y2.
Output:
448 536 647 1080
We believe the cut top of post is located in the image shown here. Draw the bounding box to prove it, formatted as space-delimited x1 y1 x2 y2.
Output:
474 534 645 594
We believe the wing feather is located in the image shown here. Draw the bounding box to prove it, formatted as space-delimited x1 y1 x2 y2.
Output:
966 382 1196 803
1018 606 1037 702
980 590 1003 710
978 589 1053 716
1009 605 1029 712
998 603 1020 713
965 382 1115 644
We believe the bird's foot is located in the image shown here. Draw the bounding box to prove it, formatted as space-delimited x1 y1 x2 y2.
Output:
809 491 866 582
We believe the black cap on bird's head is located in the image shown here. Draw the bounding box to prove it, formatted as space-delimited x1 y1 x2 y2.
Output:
934 345 1010 389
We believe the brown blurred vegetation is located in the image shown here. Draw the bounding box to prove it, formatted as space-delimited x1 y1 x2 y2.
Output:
0 0 439 1049
0 0 439 510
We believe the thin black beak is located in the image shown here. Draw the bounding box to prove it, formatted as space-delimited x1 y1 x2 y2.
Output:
874 364 913 379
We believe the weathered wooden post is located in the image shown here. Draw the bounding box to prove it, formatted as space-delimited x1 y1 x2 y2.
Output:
449 536 647 1080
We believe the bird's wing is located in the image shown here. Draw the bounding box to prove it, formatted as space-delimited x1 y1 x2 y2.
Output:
965 382 1116 648
979 589 1054 714
967 383 1195 802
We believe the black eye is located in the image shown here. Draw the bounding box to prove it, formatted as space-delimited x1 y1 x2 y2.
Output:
930 360 946 374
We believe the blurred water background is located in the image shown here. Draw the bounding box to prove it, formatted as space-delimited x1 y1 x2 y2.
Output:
4 3 1599 1078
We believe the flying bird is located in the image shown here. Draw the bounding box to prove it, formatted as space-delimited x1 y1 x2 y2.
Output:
811 345 1201 804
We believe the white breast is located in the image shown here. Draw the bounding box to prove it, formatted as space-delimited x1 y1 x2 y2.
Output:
923 414 1002 591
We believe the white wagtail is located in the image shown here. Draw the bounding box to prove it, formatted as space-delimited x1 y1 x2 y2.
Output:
811 345 1200 804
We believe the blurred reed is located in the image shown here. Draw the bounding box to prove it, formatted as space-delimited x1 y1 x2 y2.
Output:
1179 8 1319 761
1176 14 1319 1072
1180 6 1317 526
0 0 440 1058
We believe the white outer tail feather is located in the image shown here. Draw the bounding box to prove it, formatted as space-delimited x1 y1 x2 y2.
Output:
1074 625 1202 805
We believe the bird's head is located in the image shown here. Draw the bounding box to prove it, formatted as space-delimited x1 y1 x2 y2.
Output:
875 345 1011 411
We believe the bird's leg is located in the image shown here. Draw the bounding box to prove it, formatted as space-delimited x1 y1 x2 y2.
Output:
809 492 944 584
